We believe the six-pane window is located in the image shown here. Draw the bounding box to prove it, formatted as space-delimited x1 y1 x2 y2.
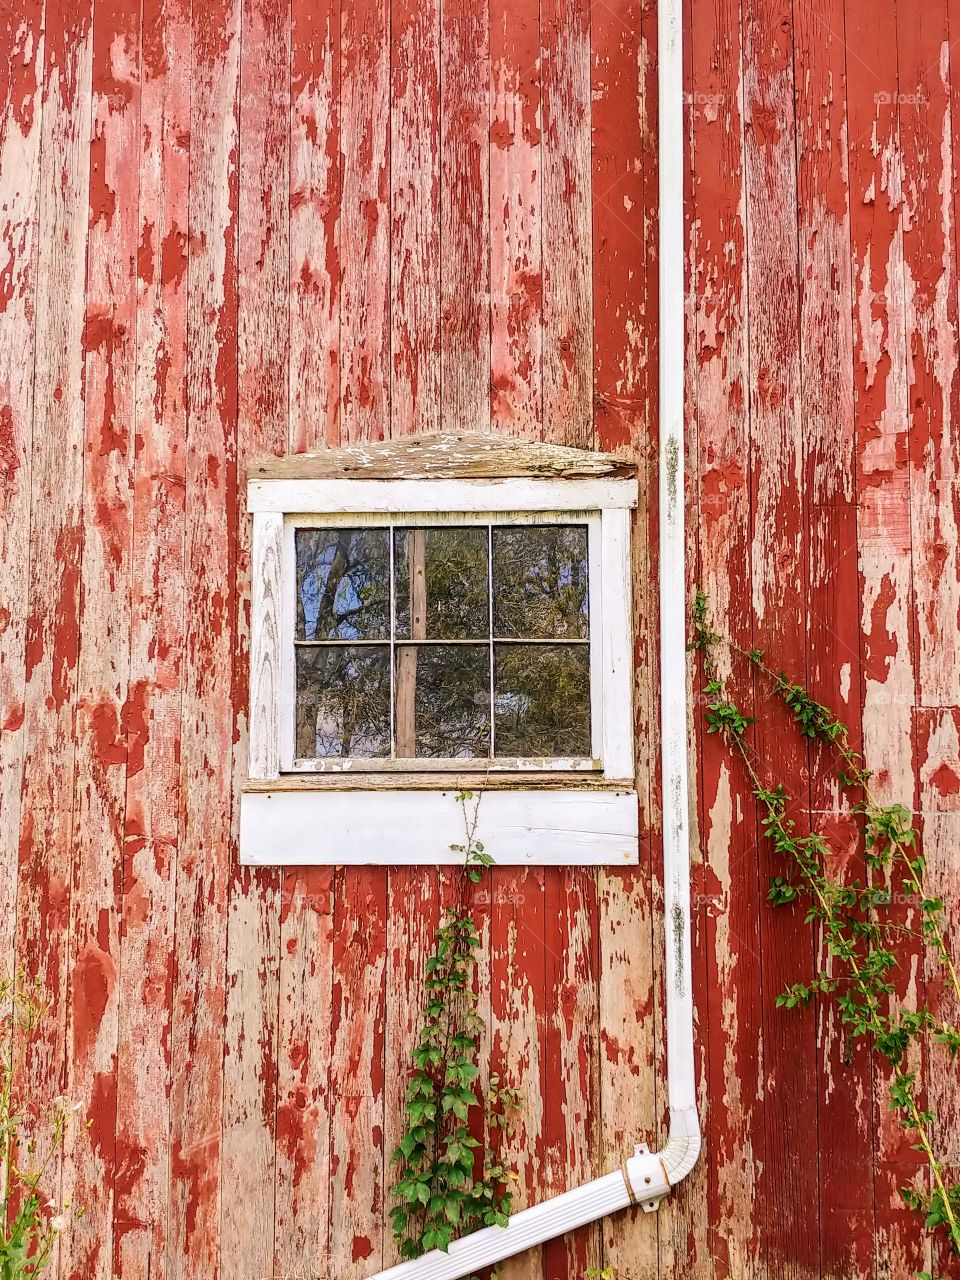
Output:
293 523 592 762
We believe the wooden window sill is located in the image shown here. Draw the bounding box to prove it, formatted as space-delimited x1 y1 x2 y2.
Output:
238 783 639 866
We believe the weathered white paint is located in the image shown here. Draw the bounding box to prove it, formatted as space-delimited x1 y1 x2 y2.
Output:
655 0 701 1175
238 788 640 865
599 507 635 777
248 512 283 779
247 476 638 514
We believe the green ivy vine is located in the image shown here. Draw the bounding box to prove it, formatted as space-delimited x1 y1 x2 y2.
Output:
389 791 520 1264
691 592 960 1263
1 972 86 1277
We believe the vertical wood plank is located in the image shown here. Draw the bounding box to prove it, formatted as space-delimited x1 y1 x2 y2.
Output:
540 0 591 446
222 1 290 1274
112 0 190 1271
592 0 660 1273
390 0 441 437
898 8 958 1276
844 1 924 1272
687 0 760 1272
901 4 960 712
741 1 821 1275
0 0 44 977
339 0 390 442
793 1 877 1275
282 4 340 1264
274 868 334 1276
328 867 388 1277
61 0 142 1272
490 867 546 1280
329 22 391 1247
14 2 92 1263
916 708 960 1278
329 15 391 1254
289 0 340 452
382 866 445 1268
541 869 601 1279
489 0 541 435
167 0 239 1273
440 0 489 433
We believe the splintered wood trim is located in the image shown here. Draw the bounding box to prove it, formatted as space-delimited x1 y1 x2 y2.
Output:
248 475 637 513
247 432 637 480
285 757 602 773
239 788 639 864
243 773 631 791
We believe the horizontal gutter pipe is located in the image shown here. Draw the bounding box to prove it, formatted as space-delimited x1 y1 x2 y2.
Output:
364 0 700 1275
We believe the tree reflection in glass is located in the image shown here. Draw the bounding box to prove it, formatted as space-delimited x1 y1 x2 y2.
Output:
397 646 491 757
492 526 588 639
494 644 591 757
296 528 390 640
296 646 391 757
395 527 488 639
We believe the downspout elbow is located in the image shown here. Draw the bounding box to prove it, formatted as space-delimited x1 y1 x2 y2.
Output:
661 1104 702 1185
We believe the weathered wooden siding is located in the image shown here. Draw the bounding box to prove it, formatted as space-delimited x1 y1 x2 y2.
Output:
2 1 959 1277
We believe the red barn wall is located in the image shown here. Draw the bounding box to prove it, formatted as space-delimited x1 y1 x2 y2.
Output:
1 0 959 1277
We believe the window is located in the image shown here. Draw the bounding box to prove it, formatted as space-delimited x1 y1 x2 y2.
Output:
291 518 595 768
240 435 640 866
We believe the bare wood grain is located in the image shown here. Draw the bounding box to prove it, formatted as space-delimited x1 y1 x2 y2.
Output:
249 432 637 481
328 868 388 1276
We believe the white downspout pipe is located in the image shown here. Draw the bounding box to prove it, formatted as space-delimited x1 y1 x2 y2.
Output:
363 3 699 1275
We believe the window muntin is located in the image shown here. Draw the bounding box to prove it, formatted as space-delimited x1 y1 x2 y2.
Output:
288 515 598 769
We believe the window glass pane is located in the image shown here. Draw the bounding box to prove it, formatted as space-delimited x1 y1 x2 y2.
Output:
494 644 591 757
394 527 489 640
296 646 391 758
492 526 589 639
296 528 390 640
395 645 490 758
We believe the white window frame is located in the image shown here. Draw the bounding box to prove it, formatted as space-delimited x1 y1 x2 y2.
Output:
241 473 639 866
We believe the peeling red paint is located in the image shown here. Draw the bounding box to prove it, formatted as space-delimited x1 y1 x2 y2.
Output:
72 944 117 1055
352 1235 373 1262
930 761 960 796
